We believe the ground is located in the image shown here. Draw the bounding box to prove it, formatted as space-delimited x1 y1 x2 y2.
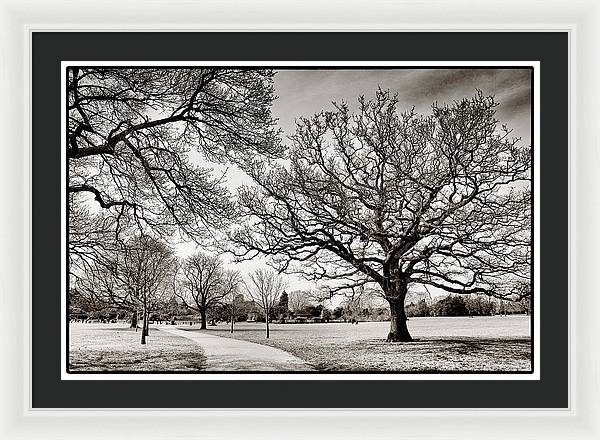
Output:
193 316 531 372
69 324 207 372
160 326 311 371
69 316 531 372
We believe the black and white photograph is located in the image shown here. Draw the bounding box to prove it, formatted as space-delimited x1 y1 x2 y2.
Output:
66 65 534 375
1 7 590 437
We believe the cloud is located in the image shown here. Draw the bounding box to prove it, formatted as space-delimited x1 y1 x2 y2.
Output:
273 68 532 144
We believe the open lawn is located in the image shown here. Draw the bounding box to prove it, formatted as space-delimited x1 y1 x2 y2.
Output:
68 317 531 373
193 316 531 372
69 323 207 372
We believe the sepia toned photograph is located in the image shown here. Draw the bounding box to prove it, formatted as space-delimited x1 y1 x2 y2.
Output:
66 66 533 375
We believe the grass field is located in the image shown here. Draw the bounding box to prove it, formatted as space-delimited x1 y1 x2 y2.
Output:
194 316 531 372
69 324 207 372
69 316 531 373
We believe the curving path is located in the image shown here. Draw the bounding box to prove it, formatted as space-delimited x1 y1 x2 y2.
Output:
159 326 313 371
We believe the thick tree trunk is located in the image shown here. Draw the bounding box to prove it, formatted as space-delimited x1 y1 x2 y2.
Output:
143 313 149 336
200 309 207 329
386 296 413 342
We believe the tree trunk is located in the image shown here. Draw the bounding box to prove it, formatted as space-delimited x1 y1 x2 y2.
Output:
265 306 270 339
130 312 138 329
142 310 147 345
142 304 148 344
143 312 149 336
200 309 207 330
386 297 413 342
231 302 236 333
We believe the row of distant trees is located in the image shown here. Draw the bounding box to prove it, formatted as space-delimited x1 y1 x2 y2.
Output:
71 261 531 333
405 295 531 318
70 231 293 342
71 290 531 328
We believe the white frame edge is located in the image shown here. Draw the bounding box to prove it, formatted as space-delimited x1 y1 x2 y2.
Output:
0 0 597 439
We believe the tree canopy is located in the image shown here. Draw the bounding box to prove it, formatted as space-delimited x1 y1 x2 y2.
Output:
68 68 282 244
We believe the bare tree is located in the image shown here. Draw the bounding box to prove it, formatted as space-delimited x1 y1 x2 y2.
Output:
287 290 311 314
76 235 175 343
68 68 282 249
68 195 118 280
233 90 531 341
175 253 238 329
340 285 382 320
246 269 287 338
223 271 244 333
72 253 134 325
224 290 245 333
118 236 175 343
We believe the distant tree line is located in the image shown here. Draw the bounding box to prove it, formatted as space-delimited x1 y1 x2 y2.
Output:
405 295 531 318
70 287 531 328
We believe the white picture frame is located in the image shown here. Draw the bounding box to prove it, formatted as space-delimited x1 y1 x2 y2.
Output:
0 0 597 438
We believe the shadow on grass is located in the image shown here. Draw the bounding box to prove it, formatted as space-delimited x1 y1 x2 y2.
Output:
200 329 532 373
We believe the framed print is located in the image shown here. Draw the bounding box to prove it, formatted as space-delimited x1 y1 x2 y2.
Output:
42 33 555 405
1 0 598 439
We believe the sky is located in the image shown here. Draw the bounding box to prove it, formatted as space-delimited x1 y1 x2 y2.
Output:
272 69 531 142
180 68 533 300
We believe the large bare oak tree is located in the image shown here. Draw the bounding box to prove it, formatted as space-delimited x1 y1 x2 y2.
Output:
232 90 532 341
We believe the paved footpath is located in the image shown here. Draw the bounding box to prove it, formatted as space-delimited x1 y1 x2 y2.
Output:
159 326 313 371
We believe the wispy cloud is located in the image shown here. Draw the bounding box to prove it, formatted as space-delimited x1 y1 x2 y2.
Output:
273 68 531 145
